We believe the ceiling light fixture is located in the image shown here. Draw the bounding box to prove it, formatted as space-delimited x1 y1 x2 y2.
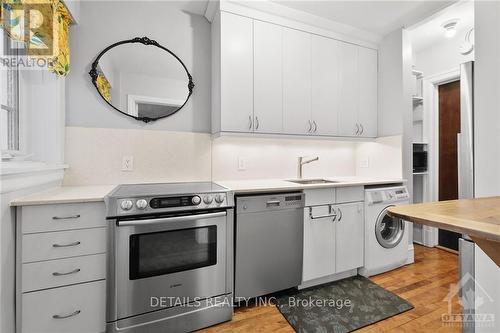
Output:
441 19 459 38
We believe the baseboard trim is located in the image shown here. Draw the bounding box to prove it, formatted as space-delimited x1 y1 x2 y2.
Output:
436 245 459 255
298 269 357 290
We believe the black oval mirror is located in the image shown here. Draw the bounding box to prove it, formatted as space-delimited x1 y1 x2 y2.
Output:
89 37 194 123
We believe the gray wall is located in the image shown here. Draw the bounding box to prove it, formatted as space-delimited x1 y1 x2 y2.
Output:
66 1 211 132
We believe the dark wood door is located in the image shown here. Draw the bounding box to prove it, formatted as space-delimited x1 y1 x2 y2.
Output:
438 80 462 251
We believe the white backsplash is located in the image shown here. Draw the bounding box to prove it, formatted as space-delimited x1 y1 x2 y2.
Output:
63 127 212 185
63 127 402 185
211 136 357 180
355 135 403 179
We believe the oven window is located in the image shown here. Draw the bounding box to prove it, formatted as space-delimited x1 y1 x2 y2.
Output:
129 226 217 280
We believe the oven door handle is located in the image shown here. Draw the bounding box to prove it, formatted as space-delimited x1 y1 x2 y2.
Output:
116 211 227 227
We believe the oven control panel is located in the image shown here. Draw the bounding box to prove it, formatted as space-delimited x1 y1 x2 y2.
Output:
116 192 232 215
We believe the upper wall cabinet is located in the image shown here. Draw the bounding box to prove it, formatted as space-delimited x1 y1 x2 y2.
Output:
357 47 378 137
283 29 311 135
311 35 340 136
212 11 378 138
217 12 253 132
254 20 283 133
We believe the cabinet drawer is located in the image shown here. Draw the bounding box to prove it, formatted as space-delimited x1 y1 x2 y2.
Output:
21 203 106 234
23 228 106 263
335 186 364 203
22 254 106 292
21 280 105 333
304 188 335 206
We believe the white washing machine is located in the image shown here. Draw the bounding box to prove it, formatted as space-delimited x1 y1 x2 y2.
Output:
359 186 411 277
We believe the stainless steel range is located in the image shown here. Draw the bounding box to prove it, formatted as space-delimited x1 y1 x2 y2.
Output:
105 182 234 333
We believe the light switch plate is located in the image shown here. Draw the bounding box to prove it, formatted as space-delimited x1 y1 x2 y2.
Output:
122 155 134 171
238 157 246 171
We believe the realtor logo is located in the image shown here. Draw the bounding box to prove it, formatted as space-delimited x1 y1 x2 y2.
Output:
442 273 495 329
1 0 54 56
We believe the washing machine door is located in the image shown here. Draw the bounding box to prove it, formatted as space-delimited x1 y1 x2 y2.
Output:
375 205 405 248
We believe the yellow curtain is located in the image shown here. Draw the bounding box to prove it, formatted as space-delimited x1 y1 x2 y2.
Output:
0 0 72 76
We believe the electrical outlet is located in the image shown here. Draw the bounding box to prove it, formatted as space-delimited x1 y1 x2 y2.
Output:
359 157 370 168
238 157 246 171
122 155 134 171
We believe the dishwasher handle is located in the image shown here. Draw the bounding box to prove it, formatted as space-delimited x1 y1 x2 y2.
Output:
266 200 281 207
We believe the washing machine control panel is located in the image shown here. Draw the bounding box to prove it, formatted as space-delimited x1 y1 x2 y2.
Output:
367 186 409 204
385 188 409 201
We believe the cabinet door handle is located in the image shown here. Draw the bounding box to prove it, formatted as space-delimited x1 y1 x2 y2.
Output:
355 124 360 135
52 310 81 319
52 214 80 220
52 241 81 248
248 115 253 130
255 116 259 130
337 208 343 221
52 268 81 276
307 120 312 133
313 121 318 133
360 124 364 135
309 206 337 220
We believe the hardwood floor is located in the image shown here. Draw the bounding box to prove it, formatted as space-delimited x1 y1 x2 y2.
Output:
199 245 462 333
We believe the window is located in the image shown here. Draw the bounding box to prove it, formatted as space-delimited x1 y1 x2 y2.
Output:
1 29 21 155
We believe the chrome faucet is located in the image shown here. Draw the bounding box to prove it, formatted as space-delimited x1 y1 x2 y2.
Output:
297 156 319 179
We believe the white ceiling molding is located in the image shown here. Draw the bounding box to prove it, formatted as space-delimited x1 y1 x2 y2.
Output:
205 0 219 22
220 0 380 48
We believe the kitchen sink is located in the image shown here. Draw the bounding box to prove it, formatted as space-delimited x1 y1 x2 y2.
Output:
287 178 340 185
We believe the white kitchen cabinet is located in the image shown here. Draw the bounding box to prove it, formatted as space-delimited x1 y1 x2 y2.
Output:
254 20 283 133
357 47 378 137
338 42 359 137
338 43 378 138
311 35 340 136
302 188 364 287
283 28 311 135
212 9 378 138
219 12 253 132
303 205 336 281
335 202 364 272
22 281 105 333
16 202 107 333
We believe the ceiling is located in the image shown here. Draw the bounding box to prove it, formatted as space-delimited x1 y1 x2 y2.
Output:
273 0 456 38
409 0 474 53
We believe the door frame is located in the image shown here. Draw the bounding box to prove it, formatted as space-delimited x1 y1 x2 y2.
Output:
421 68 460 247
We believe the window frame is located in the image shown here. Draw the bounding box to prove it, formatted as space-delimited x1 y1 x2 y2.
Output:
1 29 28 160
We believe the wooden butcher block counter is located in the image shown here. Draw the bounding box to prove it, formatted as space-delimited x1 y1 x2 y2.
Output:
388 196 500 267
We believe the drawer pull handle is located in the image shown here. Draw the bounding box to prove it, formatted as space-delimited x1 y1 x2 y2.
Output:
52 241 81 248
52 310 81 319
52 214 81 220
52 268 81 276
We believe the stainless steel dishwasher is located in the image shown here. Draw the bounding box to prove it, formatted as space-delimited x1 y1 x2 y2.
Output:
235 192 305 299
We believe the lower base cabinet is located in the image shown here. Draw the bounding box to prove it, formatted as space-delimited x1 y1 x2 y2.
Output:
303 205 336 281
16 202 107 333
335 202 364 273
21 280 106 333
303 201 364 284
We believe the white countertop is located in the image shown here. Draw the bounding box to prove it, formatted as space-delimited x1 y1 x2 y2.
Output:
214 177 405 193
10 177 405 206
10 185 117 206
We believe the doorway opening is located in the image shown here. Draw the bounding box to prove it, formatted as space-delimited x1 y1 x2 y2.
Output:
437 80 462 251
